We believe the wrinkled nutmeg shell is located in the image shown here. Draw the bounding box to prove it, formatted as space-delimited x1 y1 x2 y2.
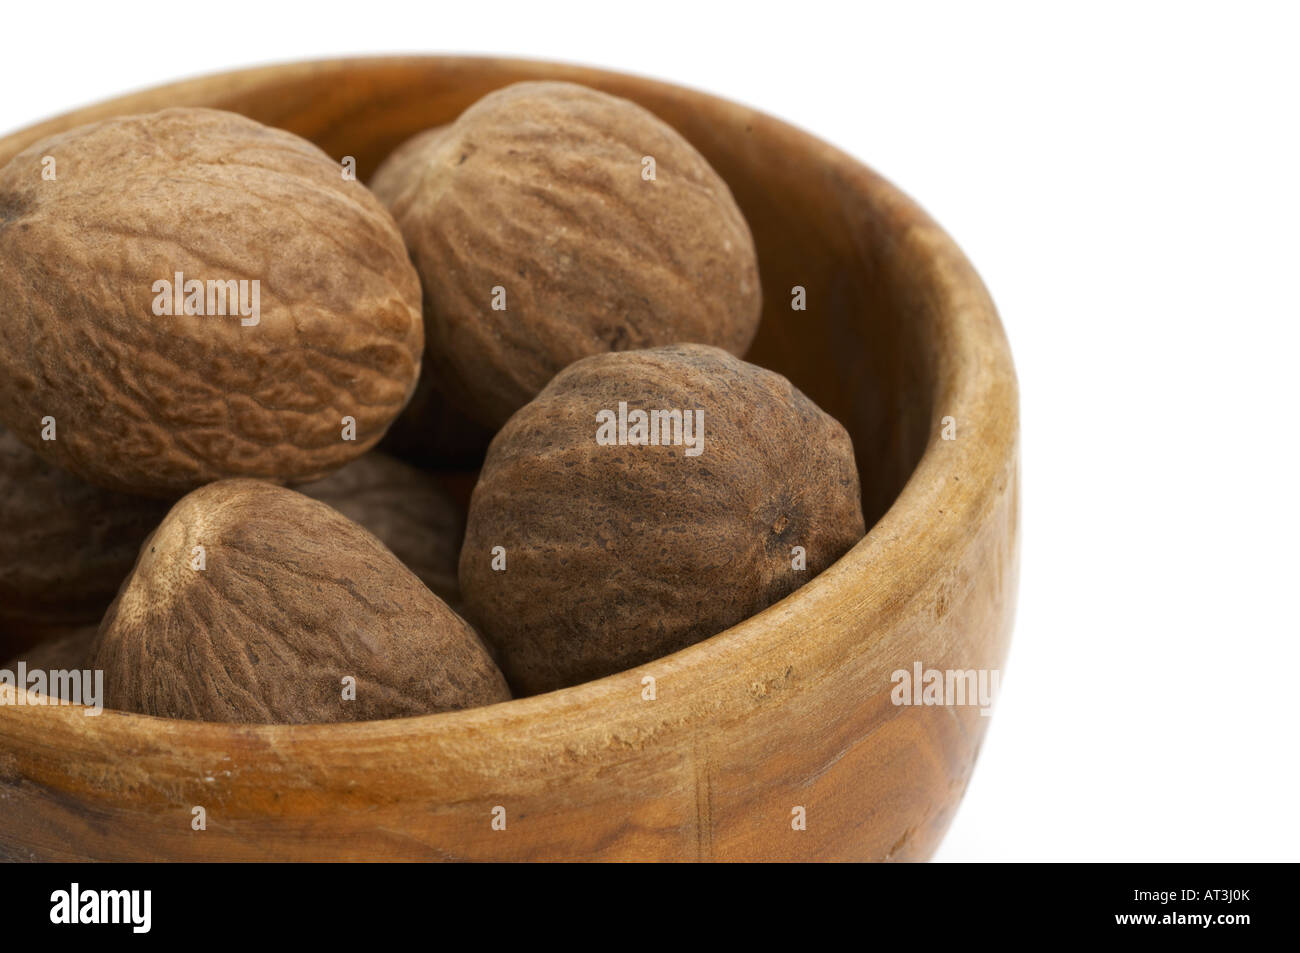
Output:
0 424 168 631
297 451 465 609
0 107 424 497
95 480 510 723
371 82 762 427
459 344 865 695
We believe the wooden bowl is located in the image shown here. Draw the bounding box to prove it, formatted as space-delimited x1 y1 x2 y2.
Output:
0 56 1019 861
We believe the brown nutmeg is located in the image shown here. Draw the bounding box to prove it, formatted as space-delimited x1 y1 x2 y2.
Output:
94 480 510 723
0 423 168 633
297 451 465 609
0 107 424 497
371 82 762 427
459 344 865 694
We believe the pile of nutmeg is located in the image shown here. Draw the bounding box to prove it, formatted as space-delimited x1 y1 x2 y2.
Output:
0 81 864 723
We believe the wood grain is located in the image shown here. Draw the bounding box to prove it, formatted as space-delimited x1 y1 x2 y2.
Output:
0 56 1019 861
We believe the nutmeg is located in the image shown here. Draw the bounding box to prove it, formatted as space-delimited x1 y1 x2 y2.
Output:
0 107 424 497
0 423 167 634
459 344 864 694
371 82 762 427
95 480 510 723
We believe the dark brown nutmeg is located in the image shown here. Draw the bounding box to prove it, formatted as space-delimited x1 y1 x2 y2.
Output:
0 107 424 497
94 480 510 723
0 424 168 632
459 344 865 694
297 451 466 609
370 82 762 427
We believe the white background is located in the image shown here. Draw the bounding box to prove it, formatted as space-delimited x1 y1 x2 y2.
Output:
3 1 1296 861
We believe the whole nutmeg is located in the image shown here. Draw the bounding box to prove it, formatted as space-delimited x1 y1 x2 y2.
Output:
95 480 510 723
0 107 424 497
0 423 168 632
371 82 762 427
297 451 465 609
459 344 865 694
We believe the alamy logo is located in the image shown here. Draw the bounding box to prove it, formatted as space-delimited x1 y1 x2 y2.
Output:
595 401 704 457
50 883 151 933
151 271 260 326
891 662 1000 716
0 664 102 715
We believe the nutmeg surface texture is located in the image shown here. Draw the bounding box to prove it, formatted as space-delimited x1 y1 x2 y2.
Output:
371 82 762 427
95 480 510 724
0 107 424 497
460 344 865 695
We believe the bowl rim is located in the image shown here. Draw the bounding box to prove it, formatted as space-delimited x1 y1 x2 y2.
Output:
0 54 1018 749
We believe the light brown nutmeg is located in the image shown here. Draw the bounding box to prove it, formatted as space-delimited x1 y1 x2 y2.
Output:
370 82 763 427
459 344 865 695
0 423 169 633
297 451 465 609
94 480 510 723
0 107 424 497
